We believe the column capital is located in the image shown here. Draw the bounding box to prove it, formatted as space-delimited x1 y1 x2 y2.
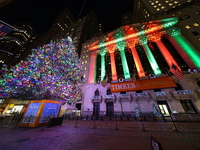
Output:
116 41 126 51
139 36 148 45
148 32 162 42
90 51 98 57
167 27 181 36
99 48 106 56
127 40 136 49
107 45 116 53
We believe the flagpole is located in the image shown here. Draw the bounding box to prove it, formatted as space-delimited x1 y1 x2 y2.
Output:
0 20 17 30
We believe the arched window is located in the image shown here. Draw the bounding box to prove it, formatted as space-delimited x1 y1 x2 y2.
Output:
107 88 112 95
95 89 99 96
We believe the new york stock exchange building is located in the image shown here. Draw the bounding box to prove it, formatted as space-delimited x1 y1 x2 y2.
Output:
78 17 200 118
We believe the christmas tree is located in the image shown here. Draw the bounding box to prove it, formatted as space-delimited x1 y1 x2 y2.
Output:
0 37 83 104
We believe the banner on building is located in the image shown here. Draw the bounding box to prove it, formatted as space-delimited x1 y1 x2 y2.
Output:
110 76 177 93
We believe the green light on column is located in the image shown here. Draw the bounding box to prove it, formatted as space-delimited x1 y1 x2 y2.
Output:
100 48 106 81
115 30 131 79
143 44 162 75
173 34 200 68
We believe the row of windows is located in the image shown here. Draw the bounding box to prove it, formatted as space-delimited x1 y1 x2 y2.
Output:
82 61 88 64
185 22 199 28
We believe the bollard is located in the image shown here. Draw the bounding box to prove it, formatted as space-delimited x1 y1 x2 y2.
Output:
74 116 78 128
93 116 96 129
120 115 122 121
134 114 137 120
115 115 119 130
127 115 130 121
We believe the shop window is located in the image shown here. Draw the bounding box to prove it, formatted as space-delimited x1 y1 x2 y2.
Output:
192 31 200 36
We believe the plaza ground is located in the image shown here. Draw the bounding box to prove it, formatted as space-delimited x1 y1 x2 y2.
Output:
0 119 200 150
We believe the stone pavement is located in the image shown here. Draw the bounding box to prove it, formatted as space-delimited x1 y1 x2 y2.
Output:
0 120 200 150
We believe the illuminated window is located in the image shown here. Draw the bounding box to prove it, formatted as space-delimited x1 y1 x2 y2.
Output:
158 3 161 6
169 3 172 6
185 25 191 29
165 0 169 3
151 3 154 5
195 11 200 15
154 5 157 8
86 55 88 57
193 23 199 26
161 6 165 9
82 62 84 64
83 56 85 58
155 1 158 3
174 1 178 4
85 61 87 63
84 67 87 70
156 8 160 11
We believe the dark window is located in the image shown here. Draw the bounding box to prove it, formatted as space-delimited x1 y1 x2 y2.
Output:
180 100 197 113
197 81 200 87
192 31 199 36
154 89 161 92
95 89 99 96
175 83 183 91
120 91 126 94
76 104 81 110
184 15 190 19
136 90 142 93
178 17 183 21
107 88 112 95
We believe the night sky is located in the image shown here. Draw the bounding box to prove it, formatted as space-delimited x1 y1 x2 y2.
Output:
0 0 133 33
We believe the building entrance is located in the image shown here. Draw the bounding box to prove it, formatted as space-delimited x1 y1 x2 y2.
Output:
93 102 100 117
106 102 114 116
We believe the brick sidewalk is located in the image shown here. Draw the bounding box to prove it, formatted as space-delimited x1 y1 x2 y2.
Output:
0 120 200 150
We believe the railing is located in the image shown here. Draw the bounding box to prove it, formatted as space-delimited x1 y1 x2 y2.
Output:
1 113 200 132
61 113 200 132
